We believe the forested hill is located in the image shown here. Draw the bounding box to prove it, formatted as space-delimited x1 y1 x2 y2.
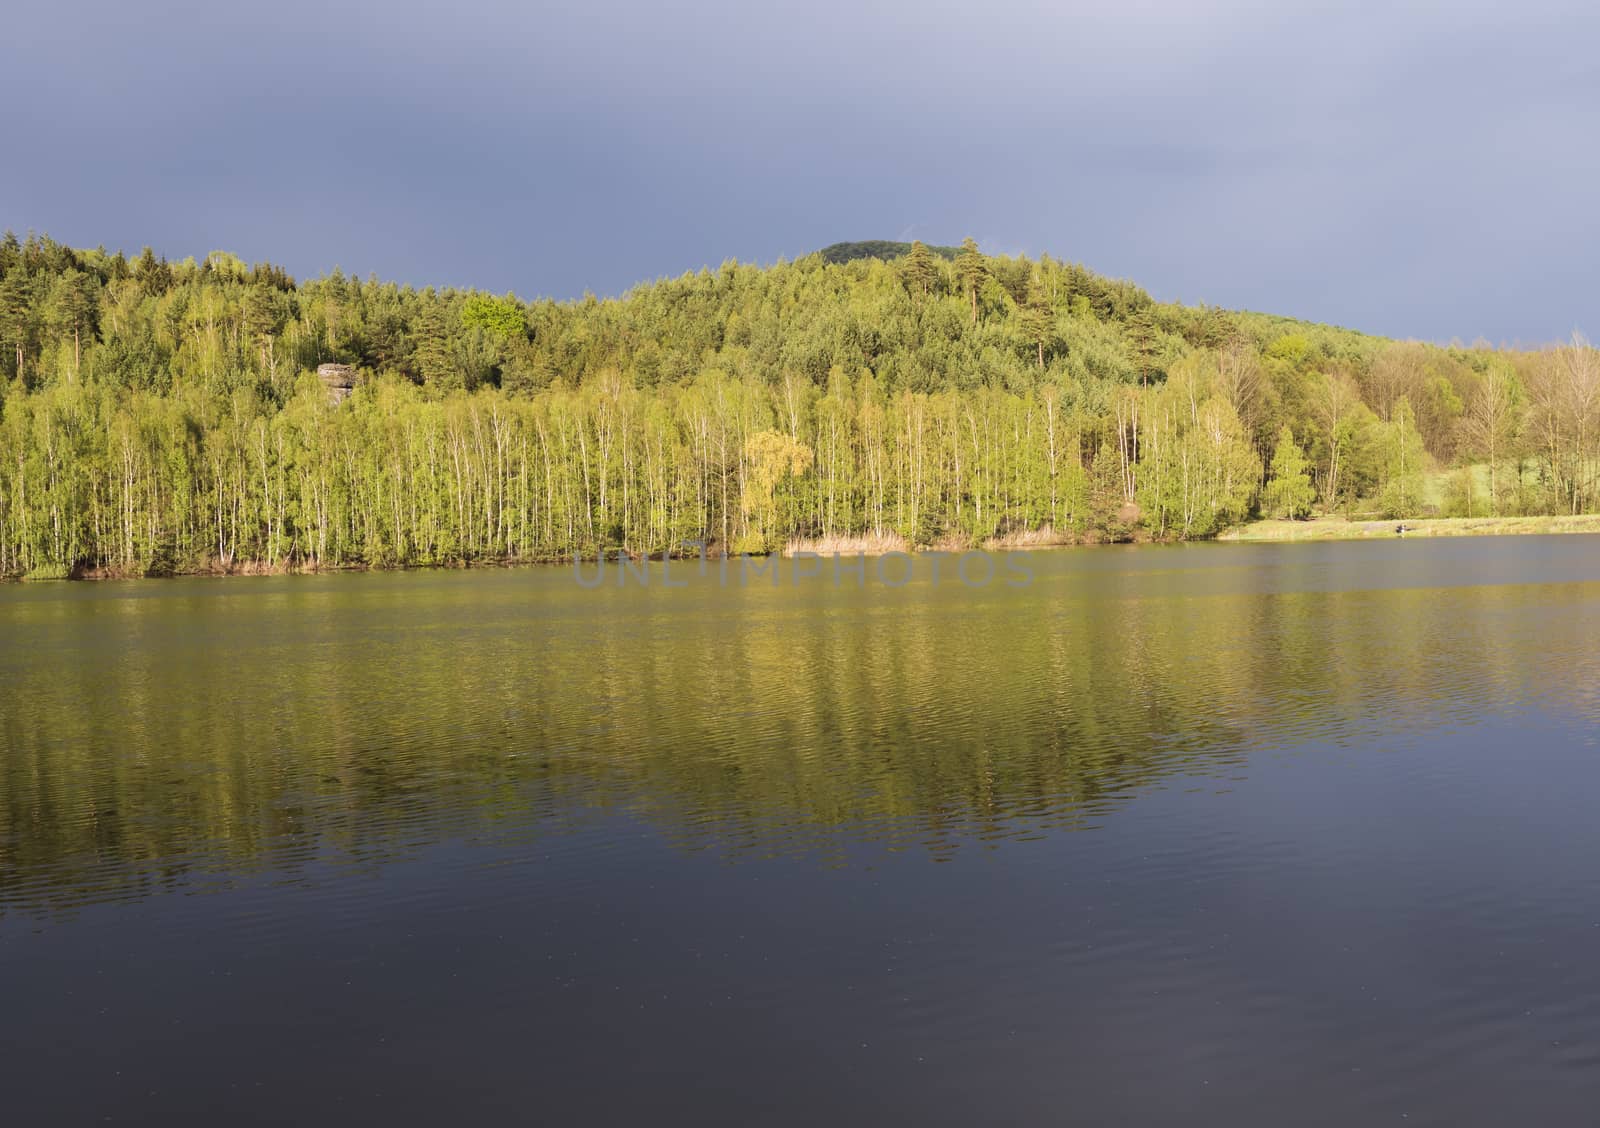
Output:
0 230 1592 578
817 240 962 264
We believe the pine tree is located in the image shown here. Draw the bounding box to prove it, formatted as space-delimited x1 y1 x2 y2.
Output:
47 270 99 378
1018 274 1053 370
0 270 33 380
1264 426 1316 519
956 237 987 325
242 284 287 375
900 241 937 298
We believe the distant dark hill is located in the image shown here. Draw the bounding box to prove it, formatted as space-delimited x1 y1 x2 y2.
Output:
816 240 961 264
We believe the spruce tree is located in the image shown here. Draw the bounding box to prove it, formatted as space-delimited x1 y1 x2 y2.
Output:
0 230 21 276
133 247 172 295
1127 308 1158 386
412 302 457 389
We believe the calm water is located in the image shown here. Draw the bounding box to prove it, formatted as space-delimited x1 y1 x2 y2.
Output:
3 538 1600 1124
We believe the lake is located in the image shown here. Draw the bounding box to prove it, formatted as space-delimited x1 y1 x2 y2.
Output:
3 538 1599 1124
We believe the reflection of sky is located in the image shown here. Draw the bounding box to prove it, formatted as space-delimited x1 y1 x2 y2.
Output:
6 711 1598 1125
5 1 1599 344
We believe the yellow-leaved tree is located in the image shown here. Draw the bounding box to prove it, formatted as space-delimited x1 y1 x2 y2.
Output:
739 429 814 553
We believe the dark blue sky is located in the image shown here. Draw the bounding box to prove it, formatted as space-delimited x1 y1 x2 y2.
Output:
4 0 1596 344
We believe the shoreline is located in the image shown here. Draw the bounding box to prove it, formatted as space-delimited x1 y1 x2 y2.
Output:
8 515 1599 582
1220 514 1600 542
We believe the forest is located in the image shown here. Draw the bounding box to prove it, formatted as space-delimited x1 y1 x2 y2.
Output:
1 230 1597 577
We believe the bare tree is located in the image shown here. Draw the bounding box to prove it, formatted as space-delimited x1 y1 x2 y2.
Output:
1312 369 1362 505
1456 362 1521 514
1526 334 1600 513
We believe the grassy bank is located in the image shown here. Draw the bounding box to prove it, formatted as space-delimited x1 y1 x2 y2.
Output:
782 532 913 557
1221 514 1600 542
782 526 1086 557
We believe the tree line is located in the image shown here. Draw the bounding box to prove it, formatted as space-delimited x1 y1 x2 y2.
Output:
1 230 1597 576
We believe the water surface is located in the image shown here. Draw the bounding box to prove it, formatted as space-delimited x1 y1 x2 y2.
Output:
3 538 1599 1124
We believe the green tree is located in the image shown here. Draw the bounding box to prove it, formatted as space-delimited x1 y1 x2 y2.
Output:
411 301 456 389
1018 275 1053 370
46 269 99 378
133 246 172 295
900 241 937 298
462 294 528 341
1127 307 1159 386
0 269 33 379
241 284 288 376
1263 426 1316 519
1379 396 1427 518
955 237 987 325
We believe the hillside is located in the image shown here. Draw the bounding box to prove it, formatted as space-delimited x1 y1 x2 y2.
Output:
0 230 1594 577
